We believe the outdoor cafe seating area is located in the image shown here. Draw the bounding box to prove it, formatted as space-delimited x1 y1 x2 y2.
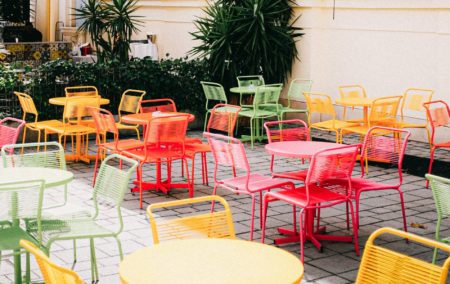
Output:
1 78 450 284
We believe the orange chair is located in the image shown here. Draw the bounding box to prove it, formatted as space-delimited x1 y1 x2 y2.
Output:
140 98 177 113
122 114 191 208
116 89 146 140
64 86 98 97
88 107 144 185
338 85 367 122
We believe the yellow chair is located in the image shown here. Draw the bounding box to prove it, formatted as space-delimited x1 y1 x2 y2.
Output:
340 96 403 141
304 92 357 143
356 227 450 284
338 85 367 121
395 88 434 148
147 195 236 244
14 91 63 144
20 240 83 284
116 89 146 139
64 86 98 97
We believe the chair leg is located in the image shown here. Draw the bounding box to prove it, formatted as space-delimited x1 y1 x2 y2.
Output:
115 236 124 260
250 195 256 241
346 200 350 230
259 191 263 229
90 238 99 282
250 118 255 149
73 240 77 267
348 200 360 256
138 165 143 209
432 219 442 264
355 192 361 229
135 127 140 140
261 194 270 244
204 112 210 132
426 146 436 188
398 190 408 233
92 148 101 187
299 209 305 263
210 185 218 212
25 252 30 284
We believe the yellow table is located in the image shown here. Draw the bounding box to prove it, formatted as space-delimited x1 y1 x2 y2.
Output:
335 97 375 125
49 97 110 106
119 238 304 284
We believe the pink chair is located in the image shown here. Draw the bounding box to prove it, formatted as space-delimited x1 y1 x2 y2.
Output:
204 132 295 241
264 119 310 181
262 144 361 263
0 117 25 152
423 101 450 188
350 126 411 231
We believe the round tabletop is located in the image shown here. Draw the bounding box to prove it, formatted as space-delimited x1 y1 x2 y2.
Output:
335 97 374 107
122 112 195 125
119 238 304 284
265 141 343 159
49 97 110 106
230 86 258 94
0 167 73 188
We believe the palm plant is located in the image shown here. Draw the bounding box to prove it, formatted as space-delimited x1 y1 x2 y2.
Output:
191 0 303 88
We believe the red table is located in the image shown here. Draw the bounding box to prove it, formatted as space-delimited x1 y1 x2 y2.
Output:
265 140 351 252
122 112 195 194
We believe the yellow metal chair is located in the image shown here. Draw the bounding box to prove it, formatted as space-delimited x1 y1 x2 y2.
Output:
64 86 98 97
356 227 450 284
115 89 146 139
304 92 357 143
20 240 83 284
14 91 63 144
147 195 236 244
395 88 434 148
338 85 367 122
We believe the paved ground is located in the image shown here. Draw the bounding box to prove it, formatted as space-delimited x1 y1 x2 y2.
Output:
0 130 448 283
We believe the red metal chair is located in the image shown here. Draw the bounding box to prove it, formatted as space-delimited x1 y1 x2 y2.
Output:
264 119 310 181
88 107 144 185
122 114 191 208
0 117 25 152
262 144 361 263
185 104 241 191
205 132 295 241
349 126 411 231
423 101 450 188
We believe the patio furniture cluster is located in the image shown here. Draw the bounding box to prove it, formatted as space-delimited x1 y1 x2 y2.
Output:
1 77 450 284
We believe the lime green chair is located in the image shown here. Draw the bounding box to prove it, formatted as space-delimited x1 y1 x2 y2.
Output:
201 81 228 131
238 84 282 148
237 75 265 108
279 78 312 120
0 180 45 284
426 174 450 263
34 154 138 283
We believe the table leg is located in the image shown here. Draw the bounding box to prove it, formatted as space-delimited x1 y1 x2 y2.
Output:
363 106 369 126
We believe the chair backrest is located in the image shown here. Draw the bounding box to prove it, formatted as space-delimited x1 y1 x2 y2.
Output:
140 98 177 113
237 75 265 88
304 92 337 123
201 81 228 110
145 114 189 145
88 107 120 146
147 195 236 244
360 126 411 184
118 89 146 120
63 96 100 123
424 101 450 146
20 240 83 284
206 104 241 137
0 117 26 150
368 96 402 126
252 84 283 111
338 85 367 100
264 119 310 143
64 86 98 97
356 227 450 284
400 88 434 121
287 78 313 105
426 174 450 219
14 91 39 121
2 142 66 169
305 144 360 203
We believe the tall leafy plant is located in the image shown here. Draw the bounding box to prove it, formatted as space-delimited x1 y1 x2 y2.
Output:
191 0 303 87
75 0 141 63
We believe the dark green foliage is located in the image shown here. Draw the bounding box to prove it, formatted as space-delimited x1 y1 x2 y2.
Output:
1 0 30 23
191 0 303 89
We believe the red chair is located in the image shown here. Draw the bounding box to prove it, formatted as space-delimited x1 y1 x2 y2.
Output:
0 117 25 151
423 101 450 188
88 107 144 185
349 126 411 231
262 144 361 262
264 119 310 181
140 98 177 113
185 104 241 191
205 132 295 241
122 114 191 208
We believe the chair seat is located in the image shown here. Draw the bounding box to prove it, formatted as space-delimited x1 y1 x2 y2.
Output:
123 147 184 163
101 139 145 152
272 170 307 181
311 120 357 130
185 143 211 156
45 123 96 135
350 177 399 191
435 142 450 148
394 121 427 129
0 226 37 251
220 173 293 193
41 219 115 242
28 120 63 130
185 137 203 144
279 106 307 113
116 122 138 129
239 109 278 118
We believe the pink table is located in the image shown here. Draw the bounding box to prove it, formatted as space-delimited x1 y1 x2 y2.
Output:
265 141 349 252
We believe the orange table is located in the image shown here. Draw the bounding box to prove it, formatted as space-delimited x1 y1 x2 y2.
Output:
122 112 195 194
49 97 110 106
335 97 375 125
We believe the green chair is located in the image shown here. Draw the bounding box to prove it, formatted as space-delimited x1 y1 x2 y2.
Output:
238 84 282 148
237 75 265 108
201 81 228 131
0 180 45 284
279 78 312 120
34 154 138 283
426 174 450 263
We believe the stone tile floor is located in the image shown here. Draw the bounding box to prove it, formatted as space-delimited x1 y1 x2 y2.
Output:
1 130 448 283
